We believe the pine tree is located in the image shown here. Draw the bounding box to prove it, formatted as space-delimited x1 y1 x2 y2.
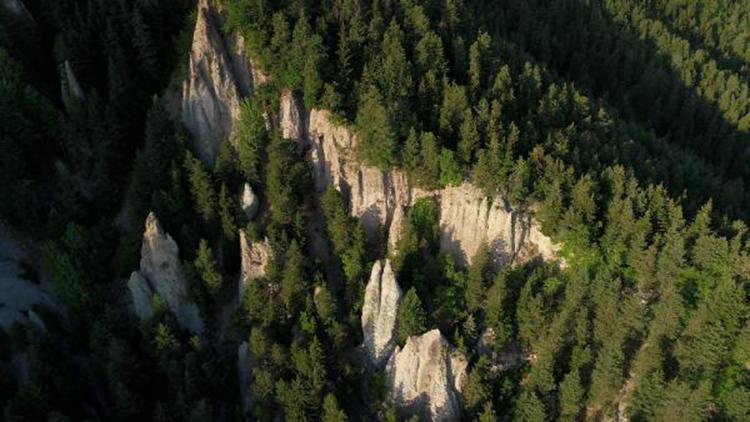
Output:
514 389 546 422
218 184 239 241
465 244 493 312
458 108 480 164
355 86 396 169
322 394 347 422
559 369 584 420
195 239 222 295
184 151 216 224
396 288 427 344
281 240 307 316
236 100 267 183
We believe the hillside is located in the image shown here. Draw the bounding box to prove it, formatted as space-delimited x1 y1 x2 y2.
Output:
1 0 750 421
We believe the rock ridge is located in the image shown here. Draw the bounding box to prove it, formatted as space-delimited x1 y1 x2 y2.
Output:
385 329 468 421
361 259 402 368
127 212 204 333
181 0 267 164
280 95 561 267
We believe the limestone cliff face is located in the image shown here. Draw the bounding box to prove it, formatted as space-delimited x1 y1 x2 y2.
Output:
281 95 560 267
438 183 560 267
128 212 204 333
127 271 154 321
238 231 273 300
361 259 402 368
385 329 468 421
237 341 252 415
181 0 266 164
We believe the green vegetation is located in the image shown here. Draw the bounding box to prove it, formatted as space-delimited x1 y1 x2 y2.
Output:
3 0 750 420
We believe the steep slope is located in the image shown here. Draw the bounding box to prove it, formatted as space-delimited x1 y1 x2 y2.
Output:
361 259 402 368
282 91 561 267
180 0 267 164
385 329 468 421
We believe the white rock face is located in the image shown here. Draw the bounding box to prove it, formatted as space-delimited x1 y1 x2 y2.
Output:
127 271 154 321
241 183 259 220
438 183 560 267
385 329 468 421
137 212 203 333
362 259 402 368
238 231 273 300
181 0 266 164
295 108 560 267
279 89 304 141
238 341 252 415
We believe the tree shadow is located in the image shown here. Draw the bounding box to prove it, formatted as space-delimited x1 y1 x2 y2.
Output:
472 0 750 220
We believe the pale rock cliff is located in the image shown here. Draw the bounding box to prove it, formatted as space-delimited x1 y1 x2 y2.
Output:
127 271 154 321
238 231 273 300
361 259 402 368
283 101 560 267
280 90 304 141
181 0 266 164
178 0 558 266
238 341 252 415
131 212 204 333
241 183 259 220
385 329 468 421
438 183 560 267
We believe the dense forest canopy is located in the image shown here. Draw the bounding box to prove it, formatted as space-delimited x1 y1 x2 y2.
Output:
1 0 750 421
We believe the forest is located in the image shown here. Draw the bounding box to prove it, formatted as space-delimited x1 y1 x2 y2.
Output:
1 0 750 421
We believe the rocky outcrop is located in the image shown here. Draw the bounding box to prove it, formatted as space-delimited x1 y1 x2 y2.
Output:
476 328 529 373
291 106 561 267
181 0 266 164
60 60 84 114
238 341 252 416
385 329 468 421
178 0 558 266
361 259 402 368
280 90 304 141
127 271 154 321
241 183 259 220
438 183 560 267
238 231 273 300
129 212 204 333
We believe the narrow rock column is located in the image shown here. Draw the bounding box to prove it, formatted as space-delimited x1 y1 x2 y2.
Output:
361 259 402 368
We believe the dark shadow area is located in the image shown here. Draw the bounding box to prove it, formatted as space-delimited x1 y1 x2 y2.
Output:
467 0 750 221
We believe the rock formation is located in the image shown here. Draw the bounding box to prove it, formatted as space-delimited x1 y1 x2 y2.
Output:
60 60 84 114
280 90 304 141
180 0 266 164
385 329 468 421
177 0 560 269
241 183 259 220
238 231 273 300
128 212 204 333
361 259 402 368
438 183 560 267
291 106 561 267
238 341 252 416
127 271 154 321
476 328 529 373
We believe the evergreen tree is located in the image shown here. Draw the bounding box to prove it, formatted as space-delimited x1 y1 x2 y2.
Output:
184 151 216 224
195 239 222 295
396 288 427 344
322 393 347 422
